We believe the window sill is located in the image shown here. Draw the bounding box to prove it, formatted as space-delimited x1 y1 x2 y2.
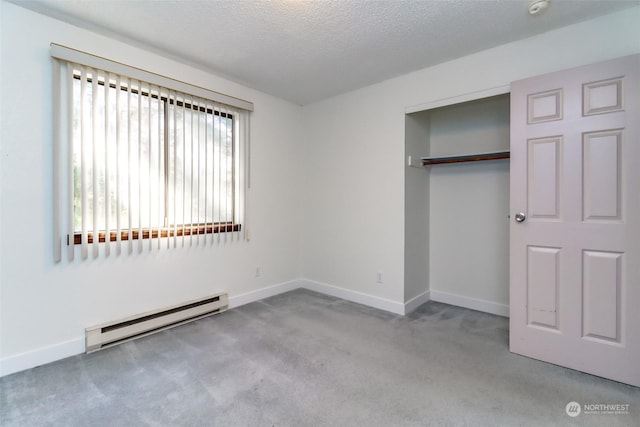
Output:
70 223 241 245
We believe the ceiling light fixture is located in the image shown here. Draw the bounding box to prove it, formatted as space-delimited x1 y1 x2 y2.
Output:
528 0 550 16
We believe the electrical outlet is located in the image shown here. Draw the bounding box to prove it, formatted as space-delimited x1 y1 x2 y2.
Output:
255 266 261 277
377 271 383 284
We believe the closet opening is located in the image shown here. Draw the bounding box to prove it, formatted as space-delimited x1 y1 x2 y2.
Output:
404 92 510 317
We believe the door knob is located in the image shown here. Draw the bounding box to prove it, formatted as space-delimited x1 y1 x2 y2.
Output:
515 212 526 223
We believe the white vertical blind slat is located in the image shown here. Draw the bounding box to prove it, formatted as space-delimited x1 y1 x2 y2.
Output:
149 84 154 250
216 105 222 245
65 64 75 261
246 111 251 190
172 92 178 248
158 87 164 250
225 105 231 242
190 97 195 247
67 63 75 261
232 108 238 241
204 101 210 245
246 112 251 240
235 109 242 241
80 67 89 259
137 80 143 253
209 105 215 246
104 73 111 257
212 105 218 245
195 99 201 246
181 96 187 248
227 106 232 238
231 111 242 241
229 106 234 240
230 108 235 239
115 75 122 255
127 78 133 254
167 93 171 247
219 104 225 241
52 58 62 262
244 111 250 241
91 70 100 258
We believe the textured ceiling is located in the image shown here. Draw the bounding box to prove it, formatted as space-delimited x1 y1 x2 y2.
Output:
11 0 639 105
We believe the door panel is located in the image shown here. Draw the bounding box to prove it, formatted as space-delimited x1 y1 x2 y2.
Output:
510 54 639 387
582 250 622 343
528 89 563 123
583 78 623 115
527 246 560 329
528 137 562 219
582 130 622 221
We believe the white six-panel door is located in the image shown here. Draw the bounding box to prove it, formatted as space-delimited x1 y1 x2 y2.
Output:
510 54 639 387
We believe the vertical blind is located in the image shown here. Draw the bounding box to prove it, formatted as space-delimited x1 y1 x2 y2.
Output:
51 44 253 262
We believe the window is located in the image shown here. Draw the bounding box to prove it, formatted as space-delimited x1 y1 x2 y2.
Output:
52 45 252 261
71 71 237 242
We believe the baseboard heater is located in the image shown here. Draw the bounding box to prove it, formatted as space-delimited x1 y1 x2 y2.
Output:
85 292 228 353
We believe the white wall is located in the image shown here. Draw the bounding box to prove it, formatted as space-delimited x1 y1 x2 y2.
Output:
0 1 303 374
301 7 640 308
301 84 406 304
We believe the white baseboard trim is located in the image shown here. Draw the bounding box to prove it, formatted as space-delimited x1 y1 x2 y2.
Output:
404 290 431 314
228 279 301 309
430 289 509 317
0 337 85 377
299 279 405 315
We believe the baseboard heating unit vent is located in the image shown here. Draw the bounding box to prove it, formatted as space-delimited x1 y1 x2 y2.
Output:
85 292 228 353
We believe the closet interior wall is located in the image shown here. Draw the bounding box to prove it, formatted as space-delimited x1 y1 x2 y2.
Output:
404 111 431 303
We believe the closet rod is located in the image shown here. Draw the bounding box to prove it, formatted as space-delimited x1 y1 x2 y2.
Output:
421 151 510 166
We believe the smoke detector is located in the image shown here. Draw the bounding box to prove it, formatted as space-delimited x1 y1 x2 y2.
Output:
529 0 550 15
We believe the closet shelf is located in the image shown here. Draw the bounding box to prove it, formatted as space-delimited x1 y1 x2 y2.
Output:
421 151 510 166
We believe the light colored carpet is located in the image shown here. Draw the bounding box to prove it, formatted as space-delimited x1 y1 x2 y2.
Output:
1 289 638 426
